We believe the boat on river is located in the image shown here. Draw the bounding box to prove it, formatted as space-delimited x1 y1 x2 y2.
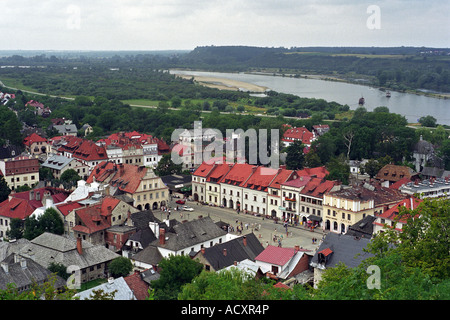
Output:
358 96 365 105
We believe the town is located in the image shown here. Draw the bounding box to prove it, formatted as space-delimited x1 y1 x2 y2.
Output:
0 88 448 301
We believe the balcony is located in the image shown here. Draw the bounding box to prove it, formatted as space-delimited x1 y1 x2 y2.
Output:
285 197 297 202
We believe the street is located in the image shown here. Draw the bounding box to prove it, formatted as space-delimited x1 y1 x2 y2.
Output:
164 198 326 253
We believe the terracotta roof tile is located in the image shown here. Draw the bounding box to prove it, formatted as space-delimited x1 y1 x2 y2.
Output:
255 245 296 266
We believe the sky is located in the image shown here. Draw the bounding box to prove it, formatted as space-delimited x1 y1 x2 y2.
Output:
1 0 449 51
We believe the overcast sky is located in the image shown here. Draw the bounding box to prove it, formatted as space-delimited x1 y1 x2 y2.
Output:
1 0 449 51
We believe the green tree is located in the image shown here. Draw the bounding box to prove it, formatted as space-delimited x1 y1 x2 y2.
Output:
0 176 11 203
155 153 183 177
285 141 305 170
418 115 437 127
109 257 133 278
326 155 350 184
151 255 203 300
60 169 81 184
5 218 23 240
23 208 64 240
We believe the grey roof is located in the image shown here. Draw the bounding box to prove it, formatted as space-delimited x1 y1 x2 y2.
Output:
75 277 136 300
0 254 66 291
199 233 264 270
42 154 74 170
53 124 78 135
141 268 160 284
131 246 163 266
150 217 227 252
310 233 373 270
8 233 120 269
345 215 376 238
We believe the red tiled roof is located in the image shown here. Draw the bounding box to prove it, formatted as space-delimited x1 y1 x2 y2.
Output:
282 127 314 145
124 272 150 300
72 140 107 162
13 188 70 210
255 245 296 266
377 197 422 224
300 178 338 198
193 162 215 178
296 166 329 179
87 161 147 194
282 175 311 188
0 197 35 220
318 248 333 256
273 282 290 290
72 204 110 234
389 177 412 190
221 163 256 187
24 133 47 146
207 163 233 182
268 168 294 189
243 166 279 191
56 201 83 217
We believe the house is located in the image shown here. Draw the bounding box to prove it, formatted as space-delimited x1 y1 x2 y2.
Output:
420 166 450 180
413 135 436 172
375 164 418 187
0 156 39 190
148 216 229 258
26 100 51 117
52 120 77 136
80 123 93 137
87 161 169 211
0 144 22 161
65 195 139 245
241 166 279 217
3 232 120 284
75 276 137 300
310 233 373 288
0 187 69 239
205 163 233 206
193 233 264 272
254 245 310 280
220 163 256 211
345 215 377 239
192 162 216 202
123 270 152 300
373 196 422 234
23 133 49 156
399 177 450 199
298 178 340 227
266 167 295 219
41 154 90 180
322 182 405 234
0 253 66 293
281 126 315 147
312 124 330 137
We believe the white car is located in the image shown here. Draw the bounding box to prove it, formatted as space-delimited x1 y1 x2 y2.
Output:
182 206 194 212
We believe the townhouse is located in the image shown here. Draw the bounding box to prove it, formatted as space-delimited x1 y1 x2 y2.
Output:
267 168 295 219
322 182 406 234
220 163 256 211
0 156 39 190
86 161 169 211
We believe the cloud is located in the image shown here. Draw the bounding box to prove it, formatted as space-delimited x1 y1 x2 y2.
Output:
1 0 448 50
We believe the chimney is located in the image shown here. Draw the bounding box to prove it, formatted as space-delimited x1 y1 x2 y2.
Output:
29 190 34 201
159 228 166 245
201 247 205 255
243 236 247 247
294 245 300 252
76 237 83 255
1 262 8 274
36 191 40 201
223 248 227 256
20 258 27 270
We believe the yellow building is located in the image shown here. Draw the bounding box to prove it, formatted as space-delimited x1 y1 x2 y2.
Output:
322 183 405 234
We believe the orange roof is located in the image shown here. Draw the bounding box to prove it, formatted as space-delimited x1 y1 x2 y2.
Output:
56 201 83 217
72 140 108 161
206 163 233 182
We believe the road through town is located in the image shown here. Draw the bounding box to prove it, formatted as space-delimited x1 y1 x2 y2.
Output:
164 198 326 253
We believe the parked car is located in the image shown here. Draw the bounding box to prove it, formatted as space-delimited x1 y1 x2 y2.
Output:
182 206 194 211
176 200 186 204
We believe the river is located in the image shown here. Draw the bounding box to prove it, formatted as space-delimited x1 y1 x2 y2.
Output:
170 70 450 126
